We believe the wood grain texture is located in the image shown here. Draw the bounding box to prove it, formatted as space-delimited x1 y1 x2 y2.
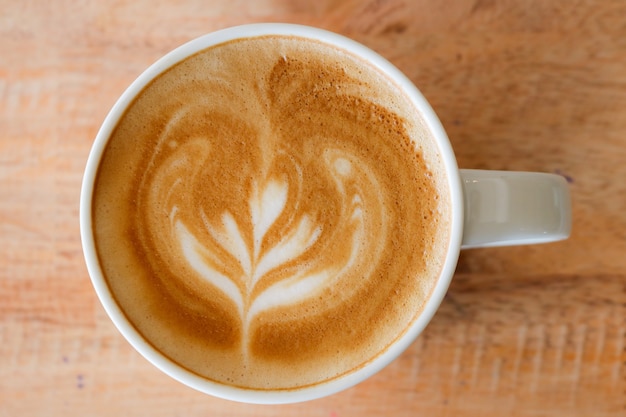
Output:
1 0 624 416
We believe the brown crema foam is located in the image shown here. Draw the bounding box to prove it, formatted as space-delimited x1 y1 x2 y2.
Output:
92 35 451 390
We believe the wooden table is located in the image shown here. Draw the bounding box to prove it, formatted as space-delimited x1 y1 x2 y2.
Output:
1 1 624 415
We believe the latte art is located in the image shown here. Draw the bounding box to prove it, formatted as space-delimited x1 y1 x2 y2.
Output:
148 141 388 353
93 35 450 389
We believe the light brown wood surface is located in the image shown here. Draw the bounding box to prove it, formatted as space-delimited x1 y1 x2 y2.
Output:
1 1 625 415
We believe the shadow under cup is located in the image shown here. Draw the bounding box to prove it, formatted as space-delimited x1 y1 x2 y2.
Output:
80 23 465 404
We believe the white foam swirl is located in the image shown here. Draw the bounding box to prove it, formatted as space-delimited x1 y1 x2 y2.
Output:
165 149 387 352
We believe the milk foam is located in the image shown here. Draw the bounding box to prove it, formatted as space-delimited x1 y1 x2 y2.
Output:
158 142 386 352
92 35 451 389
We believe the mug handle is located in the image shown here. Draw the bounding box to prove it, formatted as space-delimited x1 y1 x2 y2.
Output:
460 169 572 249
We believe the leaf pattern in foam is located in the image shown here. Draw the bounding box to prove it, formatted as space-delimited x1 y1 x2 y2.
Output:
252 214 321 287
249 178 289 260
202 210 252 279
247 201 365 320
175 220 244 317
176 177 328 323
173 149 385 336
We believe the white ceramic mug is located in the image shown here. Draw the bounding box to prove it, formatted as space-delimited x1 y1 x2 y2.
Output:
80 23 571 404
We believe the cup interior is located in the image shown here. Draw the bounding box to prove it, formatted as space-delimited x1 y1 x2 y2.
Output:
80 23 464 404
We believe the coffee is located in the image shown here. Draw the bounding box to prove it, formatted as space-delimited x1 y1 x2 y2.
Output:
92 35 450 390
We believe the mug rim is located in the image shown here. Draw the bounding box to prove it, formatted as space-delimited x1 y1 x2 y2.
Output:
79 22 464 404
